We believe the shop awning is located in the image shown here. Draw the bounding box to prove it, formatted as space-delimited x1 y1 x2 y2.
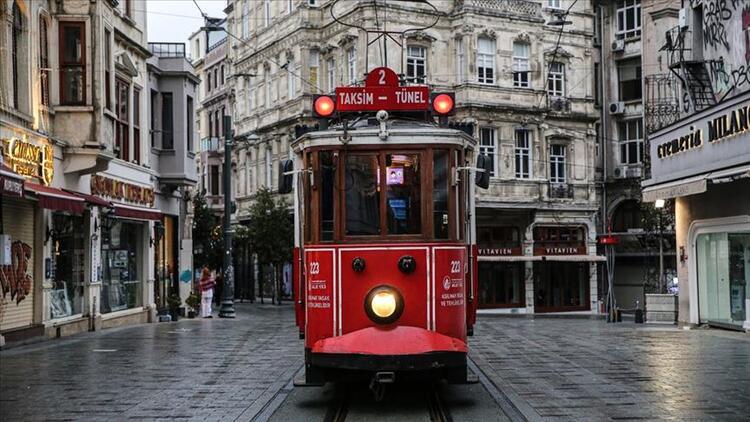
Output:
643 164 750 202
478 256 541 262
25 182 86 214
1 162 24 197
64 190 112 208
539 255 606 262
113 203 162 221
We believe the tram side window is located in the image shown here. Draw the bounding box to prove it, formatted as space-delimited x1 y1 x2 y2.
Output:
345 154 381 235
386 154 421 234
320 151 335 241
433 150 449 239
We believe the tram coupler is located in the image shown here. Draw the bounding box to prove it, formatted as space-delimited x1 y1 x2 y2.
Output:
374 371 396 384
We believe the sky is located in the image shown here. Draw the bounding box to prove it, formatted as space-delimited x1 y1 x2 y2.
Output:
146 0 227 46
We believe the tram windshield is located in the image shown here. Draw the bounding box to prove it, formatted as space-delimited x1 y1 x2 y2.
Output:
304 147 464 243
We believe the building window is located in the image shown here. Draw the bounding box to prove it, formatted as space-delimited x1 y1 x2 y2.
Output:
618 58 642 101
242 0 250 38
616 0 641 40
406 45 427 84
514 129 531 179
477 37 495 84
187 96 194 152
265 148 273 188
288 59 297 99
150 90 158 148
288 0 294 14
210 165 220 195
549 144 566 183
133 88 141 163
479 128 497 177
547 62 564 98
214 68 219 88
104 29 112 110
124 0 132 17
40 16 50 107
696 232 750 324
456 37 465 83
547 0 562 8
264 0 271 27
594 62 601 106
101 221 143 314
327 58 336 92
60 21 86 105
115 79 130 161
347 47 357 84
309 50 319 90
512 41 530 88
612 200 642 232
220 65 225 85
162 93 173 149
618 119 643 164
264 69 271 107
11 1 23 109
309 0 317 5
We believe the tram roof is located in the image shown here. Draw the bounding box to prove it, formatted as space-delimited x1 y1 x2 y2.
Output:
291 119 476 152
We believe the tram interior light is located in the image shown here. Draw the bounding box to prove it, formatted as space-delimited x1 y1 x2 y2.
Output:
313 95 335 117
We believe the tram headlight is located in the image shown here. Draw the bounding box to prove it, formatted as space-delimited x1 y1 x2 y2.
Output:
364 285 404 324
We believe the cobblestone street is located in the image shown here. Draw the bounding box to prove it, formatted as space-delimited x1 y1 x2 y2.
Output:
1 305 749 421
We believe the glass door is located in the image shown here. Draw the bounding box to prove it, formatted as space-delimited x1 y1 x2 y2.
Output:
696 232 749 326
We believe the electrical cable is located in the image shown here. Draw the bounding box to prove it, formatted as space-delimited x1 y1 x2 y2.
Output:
537 0 579 109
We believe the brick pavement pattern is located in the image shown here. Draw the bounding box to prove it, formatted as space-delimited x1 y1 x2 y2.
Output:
471 318 750 421
0 304 302 421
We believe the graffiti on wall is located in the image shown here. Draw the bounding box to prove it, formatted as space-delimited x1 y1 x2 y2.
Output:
0 241 33 306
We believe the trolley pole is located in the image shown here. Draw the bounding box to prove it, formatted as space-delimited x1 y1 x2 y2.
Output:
219 115 236 318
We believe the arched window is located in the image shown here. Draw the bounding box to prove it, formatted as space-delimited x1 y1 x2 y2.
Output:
612 200 642 232
40 15 50 106
12 1 24 109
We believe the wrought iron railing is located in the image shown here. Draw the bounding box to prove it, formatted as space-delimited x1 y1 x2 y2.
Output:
455 0 542 19
548 183 573 199
200 137 221 152
644 74 680 133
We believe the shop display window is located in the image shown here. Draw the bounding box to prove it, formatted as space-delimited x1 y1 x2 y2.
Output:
101 220 143 313
533 261 589 312
696 232 749 326
478 262 525 308
49 214 85 319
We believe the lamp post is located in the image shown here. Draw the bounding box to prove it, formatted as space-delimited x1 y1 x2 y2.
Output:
219 115 236 318
655 199 665 294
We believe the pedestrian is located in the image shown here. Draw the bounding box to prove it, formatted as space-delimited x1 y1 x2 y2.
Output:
199 267 215 318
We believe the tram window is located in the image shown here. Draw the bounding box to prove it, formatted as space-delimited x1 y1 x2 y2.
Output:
320 151 335 241
433 150 449 239
345 154 381 235
386 154 421 235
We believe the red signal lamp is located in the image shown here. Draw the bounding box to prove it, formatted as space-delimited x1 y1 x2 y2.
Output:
431 93 455 115
313 95 335 117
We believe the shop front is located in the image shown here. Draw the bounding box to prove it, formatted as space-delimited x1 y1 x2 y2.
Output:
643 91 750 330
477 226 526 309
532 226 594 313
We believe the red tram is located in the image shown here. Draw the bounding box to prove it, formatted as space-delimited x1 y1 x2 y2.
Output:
280 67 490 388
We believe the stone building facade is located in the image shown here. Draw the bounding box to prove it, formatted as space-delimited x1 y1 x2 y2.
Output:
0 0 197 347
214 0 602 313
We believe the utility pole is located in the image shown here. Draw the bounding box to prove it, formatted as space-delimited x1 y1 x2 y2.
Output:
219 115 236 318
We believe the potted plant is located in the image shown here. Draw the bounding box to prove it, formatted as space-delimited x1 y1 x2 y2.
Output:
185 291 201 319
167 292 182 322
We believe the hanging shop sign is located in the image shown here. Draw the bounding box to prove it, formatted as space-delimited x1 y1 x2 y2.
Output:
1 137 54 185
91 174 155 206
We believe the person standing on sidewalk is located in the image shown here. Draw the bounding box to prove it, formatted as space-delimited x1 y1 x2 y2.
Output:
199 267 215 318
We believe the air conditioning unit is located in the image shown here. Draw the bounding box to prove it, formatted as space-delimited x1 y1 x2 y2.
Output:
611 39 625 52
613 165 628 179
679 8 687 28
609 101 625 114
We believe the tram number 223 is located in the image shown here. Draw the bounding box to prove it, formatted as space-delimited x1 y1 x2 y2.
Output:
309 262 320 275
450 260 461 274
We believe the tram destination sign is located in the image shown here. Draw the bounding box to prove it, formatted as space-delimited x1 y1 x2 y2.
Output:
335 67 430 112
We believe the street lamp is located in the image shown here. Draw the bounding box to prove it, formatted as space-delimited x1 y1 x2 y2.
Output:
654 199 665 293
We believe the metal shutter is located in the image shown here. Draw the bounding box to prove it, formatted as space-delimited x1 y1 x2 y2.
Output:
1 197 36 331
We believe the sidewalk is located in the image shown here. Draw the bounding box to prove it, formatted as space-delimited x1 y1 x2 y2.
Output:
471 317 750 421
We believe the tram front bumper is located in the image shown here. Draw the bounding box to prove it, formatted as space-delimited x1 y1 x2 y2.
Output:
309 326 467 372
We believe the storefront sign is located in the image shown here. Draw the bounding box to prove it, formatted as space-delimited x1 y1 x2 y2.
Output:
478 247 522 256
2 177 24 197
1 138 54 185
91 175 155 206
642 178 707 202
533 246 587 256
646 93 750 185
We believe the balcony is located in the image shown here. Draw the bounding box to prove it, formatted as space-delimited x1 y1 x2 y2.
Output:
149 42 187 58
645 74 680 134
548 183 573 199
664 27 717 112
200 137 222 153
547 96 570 113
455 0 543 20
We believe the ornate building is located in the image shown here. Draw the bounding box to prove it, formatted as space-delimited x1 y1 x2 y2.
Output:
215 0 601 313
